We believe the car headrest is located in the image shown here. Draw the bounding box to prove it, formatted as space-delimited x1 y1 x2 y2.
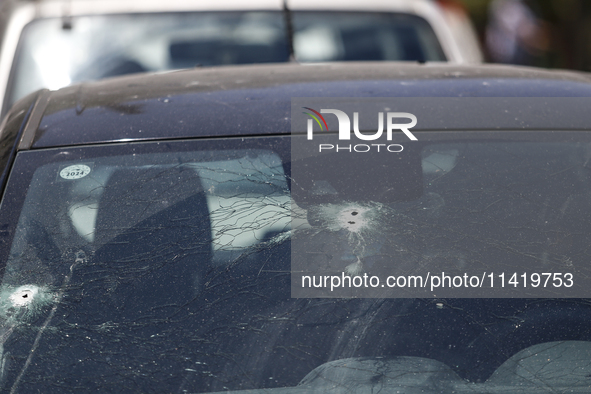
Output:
88 165 212 317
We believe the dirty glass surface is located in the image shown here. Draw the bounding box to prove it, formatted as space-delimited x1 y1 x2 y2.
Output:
7 11 445 107
0 135 591 392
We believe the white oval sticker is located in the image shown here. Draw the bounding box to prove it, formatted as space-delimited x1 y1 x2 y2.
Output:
60 164 91 180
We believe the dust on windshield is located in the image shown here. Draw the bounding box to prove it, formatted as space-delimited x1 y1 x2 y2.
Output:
0 136 590 392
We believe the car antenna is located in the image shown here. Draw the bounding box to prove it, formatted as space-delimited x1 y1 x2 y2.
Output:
283 0 296 62
61 0 73 30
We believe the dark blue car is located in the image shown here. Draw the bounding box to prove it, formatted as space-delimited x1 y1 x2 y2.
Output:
0 62 590 392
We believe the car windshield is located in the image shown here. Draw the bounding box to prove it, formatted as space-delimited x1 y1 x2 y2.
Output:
7 11 445 108
1 132 591 392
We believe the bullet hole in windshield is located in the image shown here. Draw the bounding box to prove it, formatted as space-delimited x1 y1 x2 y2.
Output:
0 285 56 325
9 286 38 307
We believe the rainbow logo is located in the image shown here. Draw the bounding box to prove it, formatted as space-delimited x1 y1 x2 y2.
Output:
303 107 328 131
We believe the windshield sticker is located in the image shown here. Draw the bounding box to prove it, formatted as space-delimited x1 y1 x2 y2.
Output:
59 164 92 180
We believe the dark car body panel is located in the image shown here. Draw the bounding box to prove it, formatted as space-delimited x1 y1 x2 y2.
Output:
8 62 591 150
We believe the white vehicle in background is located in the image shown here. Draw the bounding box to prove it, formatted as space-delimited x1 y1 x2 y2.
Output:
0 0 483 116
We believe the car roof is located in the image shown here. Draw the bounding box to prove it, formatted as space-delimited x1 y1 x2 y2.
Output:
11 62 591 150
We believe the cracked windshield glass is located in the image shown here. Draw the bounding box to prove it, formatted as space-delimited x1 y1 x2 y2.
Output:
1 134 591 392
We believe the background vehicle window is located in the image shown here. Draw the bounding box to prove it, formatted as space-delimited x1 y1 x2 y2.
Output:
293 12 445 62
7 11 445 108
